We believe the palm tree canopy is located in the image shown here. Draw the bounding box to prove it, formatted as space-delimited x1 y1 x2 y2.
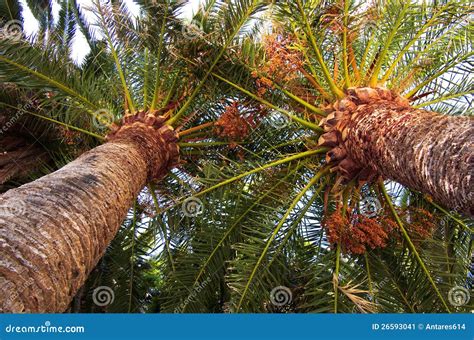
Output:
0 0 472 313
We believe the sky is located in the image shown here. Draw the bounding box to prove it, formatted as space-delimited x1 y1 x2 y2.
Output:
19 0 201 63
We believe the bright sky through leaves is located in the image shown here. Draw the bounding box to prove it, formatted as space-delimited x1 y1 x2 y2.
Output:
19 0 201 64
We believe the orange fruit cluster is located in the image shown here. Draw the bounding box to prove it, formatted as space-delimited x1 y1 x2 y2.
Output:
324 211 397 254
252 34 303 96
214 102 250 141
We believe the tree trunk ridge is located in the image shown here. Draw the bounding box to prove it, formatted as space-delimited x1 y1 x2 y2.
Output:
0 114 179 312
347 102 473 215
318 87 473 216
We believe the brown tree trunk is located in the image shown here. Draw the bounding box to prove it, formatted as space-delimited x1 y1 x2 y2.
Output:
346 102 472 215
319 87 473 216
0 114 178 312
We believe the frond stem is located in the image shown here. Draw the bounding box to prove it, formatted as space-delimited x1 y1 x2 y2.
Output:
379 183 451 312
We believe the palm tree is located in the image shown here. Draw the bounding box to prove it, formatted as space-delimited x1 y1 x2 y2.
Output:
0 0 472 314
220 0 473 215
0 0 276 312
154 0 473 313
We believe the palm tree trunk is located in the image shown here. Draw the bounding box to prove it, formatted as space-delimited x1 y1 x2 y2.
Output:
319 87 473 216
0 115 178 312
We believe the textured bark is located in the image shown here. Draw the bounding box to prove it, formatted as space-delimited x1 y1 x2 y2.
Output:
0 114 178 312
346 103 473 216
319 87 473 216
